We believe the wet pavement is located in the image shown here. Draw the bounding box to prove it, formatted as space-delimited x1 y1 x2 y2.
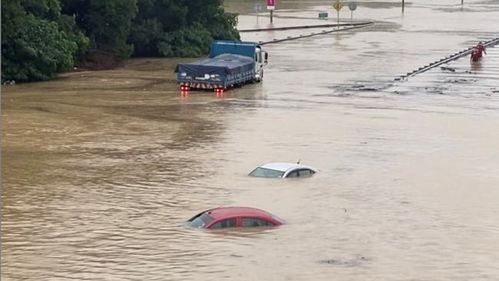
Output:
2 1 499 280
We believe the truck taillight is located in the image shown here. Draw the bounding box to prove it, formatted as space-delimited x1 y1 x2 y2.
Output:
215 88 224 97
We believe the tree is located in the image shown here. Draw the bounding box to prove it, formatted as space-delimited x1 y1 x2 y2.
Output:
129 0 187 57
1 0 85 82
2 0 241 82
61 0 137 59
128 0 239 57
183 0 238 40
20 0 61 19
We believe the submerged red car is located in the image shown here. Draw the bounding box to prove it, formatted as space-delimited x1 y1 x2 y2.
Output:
187 207 284 229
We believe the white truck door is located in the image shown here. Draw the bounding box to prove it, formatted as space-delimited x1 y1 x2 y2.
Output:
254 47 263 82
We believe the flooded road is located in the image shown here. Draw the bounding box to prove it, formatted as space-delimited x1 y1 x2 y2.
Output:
2 1 499 280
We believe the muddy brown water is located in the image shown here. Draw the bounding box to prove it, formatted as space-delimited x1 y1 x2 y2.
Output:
2 1 499 280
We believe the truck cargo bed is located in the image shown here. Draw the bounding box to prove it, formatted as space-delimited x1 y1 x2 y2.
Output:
175 54 256 89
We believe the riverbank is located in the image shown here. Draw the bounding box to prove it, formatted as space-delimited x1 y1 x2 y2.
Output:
2 58 183 95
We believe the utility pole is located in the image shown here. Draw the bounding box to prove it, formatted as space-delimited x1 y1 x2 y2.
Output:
402 0 405 13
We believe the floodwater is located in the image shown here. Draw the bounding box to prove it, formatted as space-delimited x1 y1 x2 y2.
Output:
2 1 499 280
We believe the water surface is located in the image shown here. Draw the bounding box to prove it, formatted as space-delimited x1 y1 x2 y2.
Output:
2 1 499 280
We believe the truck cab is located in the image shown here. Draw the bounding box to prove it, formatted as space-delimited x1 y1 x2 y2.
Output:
210 41 268 82
254 46 268 82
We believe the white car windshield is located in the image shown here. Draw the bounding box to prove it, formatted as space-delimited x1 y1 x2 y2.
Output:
249 167 285 178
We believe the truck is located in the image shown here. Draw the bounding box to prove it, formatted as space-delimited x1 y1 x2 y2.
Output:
175 40 268 91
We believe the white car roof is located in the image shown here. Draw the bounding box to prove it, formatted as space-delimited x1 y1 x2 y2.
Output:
259 162 316 172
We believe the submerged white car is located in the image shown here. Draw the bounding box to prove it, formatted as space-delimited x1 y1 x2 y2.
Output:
249 162 317 178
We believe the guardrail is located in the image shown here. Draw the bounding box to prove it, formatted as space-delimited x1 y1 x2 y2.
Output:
257 22 373 45
238 22 373 33
395 37 499 81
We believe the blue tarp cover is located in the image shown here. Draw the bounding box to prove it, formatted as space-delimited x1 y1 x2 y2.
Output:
175 54 255 77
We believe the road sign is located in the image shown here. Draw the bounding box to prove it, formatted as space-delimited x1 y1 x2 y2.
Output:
267 0 275 9
348 2 357 21
333 0 343 24
348 2 357 11
254 3 262 12
333 0 344 11
267 0 276 23
254 3 262 24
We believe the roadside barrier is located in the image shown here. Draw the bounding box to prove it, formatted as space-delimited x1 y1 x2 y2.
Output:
395 37 499 81
239 22 373 33
257 22 373 45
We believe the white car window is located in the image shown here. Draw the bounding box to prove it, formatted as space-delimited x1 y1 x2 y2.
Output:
249 167 285 178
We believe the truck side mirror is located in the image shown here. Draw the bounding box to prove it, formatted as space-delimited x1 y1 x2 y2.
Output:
264 52 269 64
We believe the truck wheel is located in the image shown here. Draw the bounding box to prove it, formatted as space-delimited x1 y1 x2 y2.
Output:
256 69 263 83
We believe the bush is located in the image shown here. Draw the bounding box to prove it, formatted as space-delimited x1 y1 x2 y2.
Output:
2 0 88 82
1 0 241 82
2 13 77 82
129 0 239 58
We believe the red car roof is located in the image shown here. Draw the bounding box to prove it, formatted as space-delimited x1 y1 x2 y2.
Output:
204 206 282 224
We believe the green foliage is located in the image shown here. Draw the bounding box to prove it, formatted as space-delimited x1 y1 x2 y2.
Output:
2 14 77 81
130 21 212 57
2 0 81 82
182 0 240 40
20 0 61 19
62 0 137 59
206 11 240 41
57 14 90 58
2 0 241 82
86 0 137 59
158 23 213 57
129 0 239 57
135 0 187 32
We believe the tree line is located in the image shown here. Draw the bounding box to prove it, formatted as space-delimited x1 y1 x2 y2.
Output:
1 0 240 82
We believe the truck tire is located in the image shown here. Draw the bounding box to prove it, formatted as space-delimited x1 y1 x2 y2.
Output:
255 69 263 83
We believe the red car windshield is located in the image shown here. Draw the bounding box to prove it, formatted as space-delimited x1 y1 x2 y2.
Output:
188 213 214 228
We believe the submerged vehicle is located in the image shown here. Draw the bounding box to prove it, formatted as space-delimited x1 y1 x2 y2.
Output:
175 40 268 91
249 162 317 178
187 207 283 229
